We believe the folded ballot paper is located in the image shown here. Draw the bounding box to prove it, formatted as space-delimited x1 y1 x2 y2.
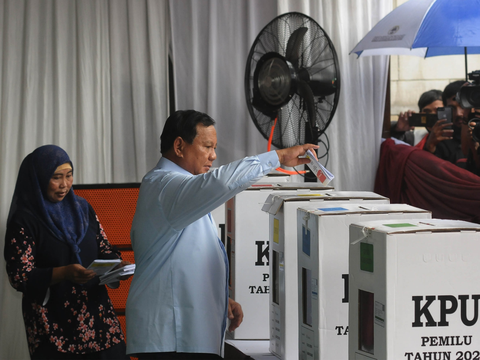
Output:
304 149 334 185
87 259 135 285
98 264 135 285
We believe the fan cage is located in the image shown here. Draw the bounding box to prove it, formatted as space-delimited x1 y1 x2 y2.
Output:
245 12 341 149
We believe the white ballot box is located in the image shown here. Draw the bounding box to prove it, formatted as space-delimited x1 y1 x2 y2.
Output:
226 183 333 340
262 192 391 359
257 169 293 183
296 203 431 360
348 219 480 360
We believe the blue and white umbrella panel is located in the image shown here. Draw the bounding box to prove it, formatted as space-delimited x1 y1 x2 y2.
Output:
351 0 480 58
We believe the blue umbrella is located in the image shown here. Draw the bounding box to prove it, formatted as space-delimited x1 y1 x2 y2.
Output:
350 0 480 79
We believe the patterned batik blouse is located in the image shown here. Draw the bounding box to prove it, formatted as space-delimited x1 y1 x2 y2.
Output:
4 205 125 356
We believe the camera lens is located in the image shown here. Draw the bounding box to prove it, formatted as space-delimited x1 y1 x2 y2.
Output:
467 87 480 108
457 86 480 108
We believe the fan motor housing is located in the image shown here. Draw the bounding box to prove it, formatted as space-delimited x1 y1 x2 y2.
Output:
253 52 297 116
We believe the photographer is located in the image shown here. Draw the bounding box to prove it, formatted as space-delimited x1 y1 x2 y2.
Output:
423 80 468 166
391 89 443 146
458 75 480 175
463 114 480 175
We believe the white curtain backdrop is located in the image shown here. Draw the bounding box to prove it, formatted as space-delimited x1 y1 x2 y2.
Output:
0 0 390 358
170 0 278 164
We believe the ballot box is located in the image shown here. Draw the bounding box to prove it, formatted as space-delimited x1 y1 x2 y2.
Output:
225 182 333 340
296 204 431 360
257 169 293 183
262 192 392 359
348 219 480 360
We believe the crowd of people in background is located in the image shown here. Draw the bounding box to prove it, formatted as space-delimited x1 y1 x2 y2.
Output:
390 80 480 176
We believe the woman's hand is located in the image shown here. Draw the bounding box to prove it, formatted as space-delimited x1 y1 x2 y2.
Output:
51 264 96 285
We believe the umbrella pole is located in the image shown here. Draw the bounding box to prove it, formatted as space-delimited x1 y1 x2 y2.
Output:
465 47 468 81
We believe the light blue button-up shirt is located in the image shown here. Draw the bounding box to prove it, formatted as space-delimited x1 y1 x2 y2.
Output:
126 151 280 356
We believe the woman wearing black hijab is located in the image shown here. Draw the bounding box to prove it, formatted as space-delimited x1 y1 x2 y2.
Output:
4 145 130 360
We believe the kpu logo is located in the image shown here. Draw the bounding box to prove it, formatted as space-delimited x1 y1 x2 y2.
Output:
412 295 480 327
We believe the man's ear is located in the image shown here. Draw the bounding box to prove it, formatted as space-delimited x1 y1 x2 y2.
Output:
173 136 185 158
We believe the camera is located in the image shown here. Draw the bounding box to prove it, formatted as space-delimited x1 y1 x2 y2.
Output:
468 110 480 144
456 70 480 109
408 106 452 128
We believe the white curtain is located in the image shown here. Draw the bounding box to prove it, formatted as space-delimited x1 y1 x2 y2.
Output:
0 0 390 358
169 0 278 164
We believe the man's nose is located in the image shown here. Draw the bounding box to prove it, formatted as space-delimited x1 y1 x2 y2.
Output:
210 149 217 161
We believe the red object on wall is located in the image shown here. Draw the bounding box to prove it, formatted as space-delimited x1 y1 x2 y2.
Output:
374 138 480 223
74 183 140 347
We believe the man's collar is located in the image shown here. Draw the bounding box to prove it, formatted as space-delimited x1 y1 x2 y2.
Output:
157 156 192 175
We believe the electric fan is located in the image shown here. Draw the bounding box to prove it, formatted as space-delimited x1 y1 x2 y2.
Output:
245 12 341 151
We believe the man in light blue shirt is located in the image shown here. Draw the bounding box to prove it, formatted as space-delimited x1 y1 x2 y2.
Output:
126 110 317 359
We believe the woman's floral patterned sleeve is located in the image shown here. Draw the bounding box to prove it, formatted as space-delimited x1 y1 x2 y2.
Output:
4 224 51 297
95 215 122 260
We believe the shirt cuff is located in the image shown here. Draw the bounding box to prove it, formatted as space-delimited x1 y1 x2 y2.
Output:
257 150 281 170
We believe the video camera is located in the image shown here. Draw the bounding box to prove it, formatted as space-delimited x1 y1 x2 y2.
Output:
456 70 480 109
456 70 480 143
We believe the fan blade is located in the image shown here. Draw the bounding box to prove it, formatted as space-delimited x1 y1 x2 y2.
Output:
285 27 308 66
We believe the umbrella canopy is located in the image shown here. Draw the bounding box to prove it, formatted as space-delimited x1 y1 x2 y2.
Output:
351 0 480 59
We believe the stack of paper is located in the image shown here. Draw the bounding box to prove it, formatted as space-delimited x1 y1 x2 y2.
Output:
99 264 135 285
87 259 122 275
87 259 135 285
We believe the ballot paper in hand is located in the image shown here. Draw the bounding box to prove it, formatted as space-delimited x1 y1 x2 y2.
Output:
87 259 121 276
305 149 334 185
99 264 136 285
